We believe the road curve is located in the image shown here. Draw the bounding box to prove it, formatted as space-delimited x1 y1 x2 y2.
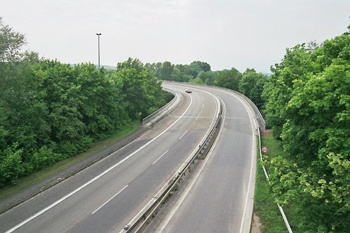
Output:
0 84 220 233
148 83 258 233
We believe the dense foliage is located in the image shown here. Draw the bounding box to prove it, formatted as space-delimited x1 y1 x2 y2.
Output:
4 15 350 232
263 29 350 232
0 19 170 187
146 61 268 111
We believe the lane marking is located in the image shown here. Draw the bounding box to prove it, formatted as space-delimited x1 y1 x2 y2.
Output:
5 96 193 233
152 150 169 165
179 130 187 140
92 185 128 214
157 96 225 232
119 88 221 233
236 92 257 233
118 197 157 233
195 104 205 121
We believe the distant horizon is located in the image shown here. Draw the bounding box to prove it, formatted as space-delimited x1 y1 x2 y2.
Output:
2 0 349 74
76 62 273 74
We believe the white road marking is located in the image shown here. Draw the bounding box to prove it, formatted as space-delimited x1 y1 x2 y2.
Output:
118 197 158 233
179 130 187 140
195 105 204 121
236 92 257 233
92 185 128 214
5 96 193 233
156 97 225 232
153 150 169 165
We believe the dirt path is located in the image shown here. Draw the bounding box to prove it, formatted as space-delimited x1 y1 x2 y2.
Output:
251 212 263 233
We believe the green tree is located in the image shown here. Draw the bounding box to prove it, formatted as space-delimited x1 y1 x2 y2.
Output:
0 18 47 157
115 58 163 119
73 63 127 138
264 32 350 232
239 69 268 110
0 143 25 186
262 43 315 139
159 61 174 80
0 17 26 87
190 61 211 73
197 71 217 85
214 67 242 91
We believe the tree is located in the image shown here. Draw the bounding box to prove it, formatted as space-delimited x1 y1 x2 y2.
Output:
239 69 268 110
214 67 242 91
264 32 350 232
159 61 174 80
190 61 211 73
0 19 172 186
262 43 315 138
115 58 163 119
0 18 45 156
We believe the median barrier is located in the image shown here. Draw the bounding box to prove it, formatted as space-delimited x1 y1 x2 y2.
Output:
123 95 223 233
142 87 181 126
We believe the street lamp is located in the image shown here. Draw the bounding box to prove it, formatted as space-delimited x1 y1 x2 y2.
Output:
96 33 101 70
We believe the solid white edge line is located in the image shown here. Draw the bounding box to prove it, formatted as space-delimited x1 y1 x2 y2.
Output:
155 96 224 232
120 88 220 233
153 150 169 165
237 92 257 233
118 197 157 233
92 185 128 215
5 95 193 233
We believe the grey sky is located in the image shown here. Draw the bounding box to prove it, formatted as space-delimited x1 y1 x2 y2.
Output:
1 0 349 73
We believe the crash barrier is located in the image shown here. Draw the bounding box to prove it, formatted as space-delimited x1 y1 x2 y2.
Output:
123 99 223 233
226 89 265 130
257 127 293 233
142 88 181 126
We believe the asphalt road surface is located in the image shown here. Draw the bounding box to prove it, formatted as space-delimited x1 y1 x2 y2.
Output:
149 83 257 233
0 84 220 233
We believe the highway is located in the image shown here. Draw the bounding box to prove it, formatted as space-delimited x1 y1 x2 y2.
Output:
0 84 220 233
148 83 258 233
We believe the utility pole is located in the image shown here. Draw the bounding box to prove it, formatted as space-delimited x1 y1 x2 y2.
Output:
96 33 101 70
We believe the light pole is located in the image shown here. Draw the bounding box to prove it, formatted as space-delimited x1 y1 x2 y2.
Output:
96 33 101 70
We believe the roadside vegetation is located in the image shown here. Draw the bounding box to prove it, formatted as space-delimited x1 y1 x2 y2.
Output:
0 123 139 200
255 132 306 233
1 15 350 232
261 27 350 232
255 133 289 233
0 17 172 188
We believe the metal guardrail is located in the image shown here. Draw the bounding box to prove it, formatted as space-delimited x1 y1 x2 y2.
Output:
257 127 293 233
142 88 179 125
123 98 223 233
227 89 266 130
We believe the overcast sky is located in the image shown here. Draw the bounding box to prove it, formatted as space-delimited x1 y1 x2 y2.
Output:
1 0 349 73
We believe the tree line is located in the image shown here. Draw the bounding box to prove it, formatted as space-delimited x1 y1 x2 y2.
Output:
262 27 350 232
0 15 269 188
2 16 349 231
147 27 350 232
145 61 269 110
0 18 171 187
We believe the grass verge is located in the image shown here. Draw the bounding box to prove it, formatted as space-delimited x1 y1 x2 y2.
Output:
0 123 140 201
254 132 290 233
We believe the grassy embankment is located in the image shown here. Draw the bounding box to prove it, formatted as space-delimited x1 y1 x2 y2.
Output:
0 123 140 201
254 131 299 233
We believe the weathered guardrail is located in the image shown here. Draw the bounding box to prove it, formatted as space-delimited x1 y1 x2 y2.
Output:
123 96 223 233
142 87 181 126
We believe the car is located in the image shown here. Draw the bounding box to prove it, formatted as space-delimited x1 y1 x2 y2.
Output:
185 89 192 93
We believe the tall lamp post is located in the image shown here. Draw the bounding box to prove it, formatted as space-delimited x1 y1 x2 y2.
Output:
96 33 101 70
